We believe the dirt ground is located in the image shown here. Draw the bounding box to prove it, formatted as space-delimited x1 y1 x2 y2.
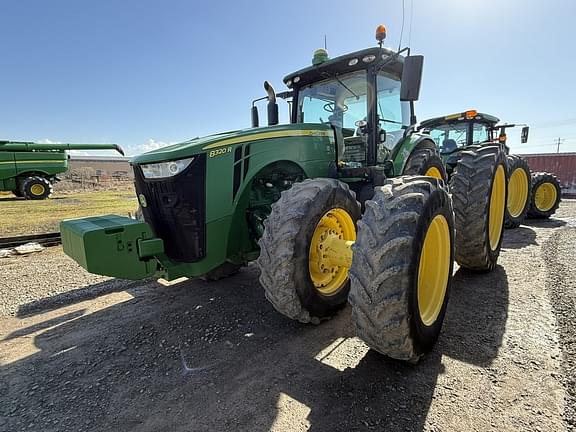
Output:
1 201 575 432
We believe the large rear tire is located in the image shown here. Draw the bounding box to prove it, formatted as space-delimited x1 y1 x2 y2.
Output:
450 145 507 271
349 176 454 362
505 155 531 229
257 178 361 323
21 176 53 200
403 147 448 182
528 172 561 219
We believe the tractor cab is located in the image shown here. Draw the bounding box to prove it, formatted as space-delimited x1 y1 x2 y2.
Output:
284 46 411 169
419 110 530 164
252 25 424 183
419 111 501 155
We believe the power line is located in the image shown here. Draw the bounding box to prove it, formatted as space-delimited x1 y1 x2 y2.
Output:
398 0 405 50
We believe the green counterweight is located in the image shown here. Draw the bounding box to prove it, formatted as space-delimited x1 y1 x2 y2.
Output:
0 140 124 199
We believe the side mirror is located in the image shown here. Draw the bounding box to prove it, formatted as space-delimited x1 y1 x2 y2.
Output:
400 55 424 102
251 106 259 128
521 126 529 143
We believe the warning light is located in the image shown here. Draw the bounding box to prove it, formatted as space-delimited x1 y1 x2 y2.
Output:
376 25 387 43
465 110 478 119
499 134 507 143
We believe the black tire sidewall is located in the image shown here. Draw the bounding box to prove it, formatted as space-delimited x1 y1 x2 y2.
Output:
408 186 455 354
292 186 361 318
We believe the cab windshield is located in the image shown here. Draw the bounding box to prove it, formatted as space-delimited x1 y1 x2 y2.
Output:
296 70 408 165
427 122 491 154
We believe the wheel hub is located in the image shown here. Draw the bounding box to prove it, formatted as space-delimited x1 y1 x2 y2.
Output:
309 208 355 296
534 182 557 212
507 168 529 218
425 166 443 179
30 184 45 196
488 165 506 250
417 214 451 326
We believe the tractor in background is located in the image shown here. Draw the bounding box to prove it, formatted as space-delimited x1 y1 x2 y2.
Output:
0 140 124 199
419 111 562 226
60 26 509 363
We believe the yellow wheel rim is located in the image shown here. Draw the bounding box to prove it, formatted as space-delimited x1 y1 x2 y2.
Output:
417 214 451 326
309 208 356 296
507 167 529 218
30 184 46 196
534 182 558 212
489 165 506 250
425 166 443 179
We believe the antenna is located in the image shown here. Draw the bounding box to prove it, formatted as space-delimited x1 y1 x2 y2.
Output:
324 34 327 50
408 0 414 47
398 0 406 50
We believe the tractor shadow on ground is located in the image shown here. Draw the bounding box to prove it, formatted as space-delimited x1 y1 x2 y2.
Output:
0 265 509 432
501 226 538 249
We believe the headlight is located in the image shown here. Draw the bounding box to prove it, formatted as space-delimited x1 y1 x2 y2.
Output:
140 157 195 179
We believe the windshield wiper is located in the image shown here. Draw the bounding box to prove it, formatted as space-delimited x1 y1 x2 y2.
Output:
334 74 359 100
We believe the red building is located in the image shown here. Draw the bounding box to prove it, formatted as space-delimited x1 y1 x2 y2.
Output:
519 152 576 196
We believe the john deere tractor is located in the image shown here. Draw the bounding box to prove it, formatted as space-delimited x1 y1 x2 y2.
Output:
0 140 124 199
61 26 508 362
419 111 535 228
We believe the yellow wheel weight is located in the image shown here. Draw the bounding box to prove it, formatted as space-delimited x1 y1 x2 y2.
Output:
417 214 451 326
534 182 558 212
507 167 529 218
308 208 356 296
488 165 506 250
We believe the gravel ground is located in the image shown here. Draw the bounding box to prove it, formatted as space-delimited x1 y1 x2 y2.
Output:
0 200 575 431
540 201 576 431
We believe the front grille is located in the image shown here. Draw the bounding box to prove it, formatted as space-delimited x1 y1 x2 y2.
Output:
133 154 206 263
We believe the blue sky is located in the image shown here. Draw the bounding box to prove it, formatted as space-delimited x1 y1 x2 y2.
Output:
1 0 575 156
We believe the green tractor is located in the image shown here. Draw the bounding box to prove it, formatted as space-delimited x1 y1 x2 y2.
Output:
419 111 533 228
419 110 562 225
0 140 124 199
61 27 508 362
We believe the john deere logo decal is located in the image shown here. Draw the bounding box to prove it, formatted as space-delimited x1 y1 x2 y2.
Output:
138 194 148 208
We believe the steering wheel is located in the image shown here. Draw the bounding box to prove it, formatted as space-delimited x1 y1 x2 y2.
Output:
323 102 348 113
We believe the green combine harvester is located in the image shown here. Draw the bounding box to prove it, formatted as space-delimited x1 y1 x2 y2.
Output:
61 25 510 362
419 110 562 226
0 140 124 199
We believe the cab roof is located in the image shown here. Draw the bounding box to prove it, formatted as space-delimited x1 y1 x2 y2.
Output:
283 46 404 89
420 111 500 129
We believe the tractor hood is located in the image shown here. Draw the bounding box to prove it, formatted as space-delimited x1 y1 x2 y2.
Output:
130 123 333 165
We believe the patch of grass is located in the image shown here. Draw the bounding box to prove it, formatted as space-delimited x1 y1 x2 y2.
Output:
0 190 138 236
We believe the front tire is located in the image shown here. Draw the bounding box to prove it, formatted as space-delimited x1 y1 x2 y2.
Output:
528 172 561 219
21 176 53 200
450 145 507 271
403 147 448 182
349 176 454 362
505 155 531 229
257 178 361 324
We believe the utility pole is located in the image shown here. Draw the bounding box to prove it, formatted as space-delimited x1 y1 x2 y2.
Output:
556 137 565 153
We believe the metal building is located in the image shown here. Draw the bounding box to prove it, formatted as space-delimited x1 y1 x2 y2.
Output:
519 152 576 196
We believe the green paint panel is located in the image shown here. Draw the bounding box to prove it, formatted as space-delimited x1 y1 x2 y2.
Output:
60 215 160 280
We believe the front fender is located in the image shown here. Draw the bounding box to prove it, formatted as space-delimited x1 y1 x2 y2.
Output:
391 133 437 175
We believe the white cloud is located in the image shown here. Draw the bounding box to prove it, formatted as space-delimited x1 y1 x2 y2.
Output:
140 139 172 152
